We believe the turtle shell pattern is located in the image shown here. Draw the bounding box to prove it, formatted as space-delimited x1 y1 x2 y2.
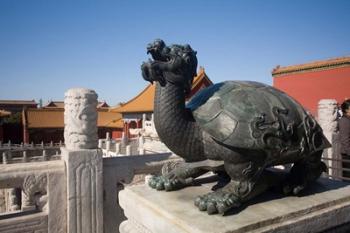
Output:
187 81 330 159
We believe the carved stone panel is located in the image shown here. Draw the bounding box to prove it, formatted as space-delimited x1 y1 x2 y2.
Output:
22 174 48 212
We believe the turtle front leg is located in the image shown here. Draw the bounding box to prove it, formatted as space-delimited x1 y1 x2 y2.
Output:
149 159 225 191
194 160 279 215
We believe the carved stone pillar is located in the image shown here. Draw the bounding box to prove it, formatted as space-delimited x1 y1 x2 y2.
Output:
62 88 103 233
318 99 340 177
63 88 98 150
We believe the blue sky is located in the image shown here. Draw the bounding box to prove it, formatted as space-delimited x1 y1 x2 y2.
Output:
0 0 349 105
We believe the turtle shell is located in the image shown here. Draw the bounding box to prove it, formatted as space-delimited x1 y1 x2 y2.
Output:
187 81 329 153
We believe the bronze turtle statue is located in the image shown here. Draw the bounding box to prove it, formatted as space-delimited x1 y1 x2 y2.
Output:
141 39 330 215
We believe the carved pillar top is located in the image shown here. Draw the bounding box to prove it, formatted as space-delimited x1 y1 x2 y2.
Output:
318 99 339 144
64 88 98 150
318 99 338 130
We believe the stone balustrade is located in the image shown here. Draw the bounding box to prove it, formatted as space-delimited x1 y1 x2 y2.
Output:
98 134 170 157
0 141 63 149
99 137 139 157
0 160 66 232
103 152 179 233
0 88 179 233
0 148 61 164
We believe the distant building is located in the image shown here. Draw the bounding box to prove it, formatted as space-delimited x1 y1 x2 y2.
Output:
110 67 213 138
0 100 37 143
43 100 110 110
22 101 123 143
272 56 350 117
0 110 11 142
0 100 37 113
43 101 65 109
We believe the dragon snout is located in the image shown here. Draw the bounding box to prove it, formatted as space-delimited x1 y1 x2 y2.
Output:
141 61 167 86
147 44 155 54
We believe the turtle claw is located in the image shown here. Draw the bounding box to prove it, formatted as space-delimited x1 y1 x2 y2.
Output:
194 191 241 215
282 183 305 195
148 176 164 190
148 175 187 191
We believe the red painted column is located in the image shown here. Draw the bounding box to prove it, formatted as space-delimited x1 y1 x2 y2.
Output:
123 122 127 138
0 124 3 142
123 122 130 139
23 126 29 144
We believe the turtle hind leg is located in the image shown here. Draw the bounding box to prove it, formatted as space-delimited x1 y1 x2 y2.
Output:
282 150 327 195
194 160 281 215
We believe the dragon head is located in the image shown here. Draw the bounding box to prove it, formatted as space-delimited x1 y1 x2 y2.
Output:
146 39 167 61
141 39 198 95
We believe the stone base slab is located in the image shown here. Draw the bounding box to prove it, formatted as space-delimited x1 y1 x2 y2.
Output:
119 177 350 233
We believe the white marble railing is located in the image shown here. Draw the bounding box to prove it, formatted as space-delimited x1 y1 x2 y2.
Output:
0 141 63 149
1 149 61 164
99 135 171 157
99 137 139 156
0 88 181 233
103 152 179 233
0 141 62 164
0 160 66 232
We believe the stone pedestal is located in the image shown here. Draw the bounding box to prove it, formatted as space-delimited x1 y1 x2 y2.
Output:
62 147 103 233
119 177 350 233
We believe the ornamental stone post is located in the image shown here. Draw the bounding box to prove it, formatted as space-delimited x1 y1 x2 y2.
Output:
61 88 103 233
318 99 340 178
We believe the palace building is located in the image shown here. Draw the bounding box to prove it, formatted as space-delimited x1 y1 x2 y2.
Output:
272 56 350 117
22 101 123 143
0 110 11 143
0 100 37 143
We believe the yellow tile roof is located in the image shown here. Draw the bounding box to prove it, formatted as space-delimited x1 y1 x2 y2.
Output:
111 84 156 113
0 100 37 105
26 108 64 128
272 56 350 76
97 111 123 128
44 101 110 109
110 67 211 113
26 108 122 129
44 101 64 108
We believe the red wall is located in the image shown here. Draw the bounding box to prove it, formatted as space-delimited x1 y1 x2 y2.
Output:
112 129 123 139
273 66 350 117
